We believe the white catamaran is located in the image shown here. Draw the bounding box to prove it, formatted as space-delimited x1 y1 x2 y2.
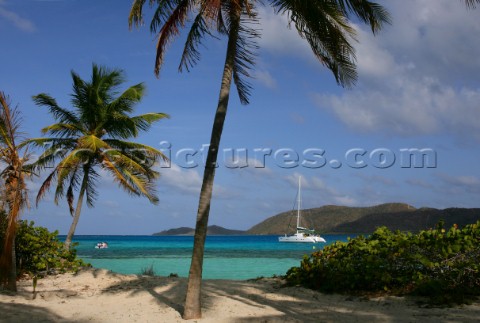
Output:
279 176 326 243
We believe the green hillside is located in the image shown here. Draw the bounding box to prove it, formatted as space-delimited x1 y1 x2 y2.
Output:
247 203 480 234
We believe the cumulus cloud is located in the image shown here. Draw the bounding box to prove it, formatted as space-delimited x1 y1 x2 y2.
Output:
257 6 313 59
254 69 277 89
160 164 203 195
0 2 36 32
405 178 434 189
312 0 480 141
284 173 357 206
160 164 230 198
437 173 480 194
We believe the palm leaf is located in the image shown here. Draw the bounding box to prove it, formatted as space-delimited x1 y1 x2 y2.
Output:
152 0 193 76
179 11 215 72
32 94 80 125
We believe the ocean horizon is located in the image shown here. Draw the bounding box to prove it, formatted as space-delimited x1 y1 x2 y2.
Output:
67 234 353 280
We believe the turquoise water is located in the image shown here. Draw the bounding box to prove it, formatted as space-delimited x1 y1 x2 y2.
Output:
71 235 352 280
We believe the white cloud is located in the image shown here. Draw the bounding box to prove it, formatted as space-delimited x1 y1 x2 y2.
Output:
312 0 480 141
257 6 312 59
160 164 230 198
438 174 480 194
254 69 277 89
284 172 358 206
0 3 36 32
405 178 434 189
160 164 202 195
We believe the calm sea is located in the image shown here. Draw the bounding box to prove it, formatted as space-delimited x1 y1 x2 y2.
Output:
70 235 352 280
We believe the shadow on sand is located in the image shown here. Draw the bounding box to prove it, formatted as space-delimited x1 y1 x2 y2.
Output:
0 301 89 323
100 273 480 322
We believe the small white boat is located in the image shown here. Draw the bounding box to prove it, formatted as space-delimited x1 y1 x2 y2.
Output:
95 242 109 249
279 176 326 243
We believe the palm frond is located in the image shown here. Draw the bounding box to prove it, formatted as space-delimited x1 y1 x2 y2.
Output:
132 112 170 131
84 166 99 207
336 0 391 34
179 11 215 72
102 155 141 195
270 0 360 87
32 94 79 125
103 139 169 163
109 83 146 115
41 123 82 137
66 168 79 215
129 0 149 28
152 0 193 76
36 168 58 206
222 1 259 104
54 152 84 205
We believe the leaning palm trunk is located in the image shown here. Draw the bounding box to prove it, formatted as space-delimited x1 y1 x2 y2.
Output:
183 10 240 320
64 169 89 250
7 238 17 292
0 234 17 292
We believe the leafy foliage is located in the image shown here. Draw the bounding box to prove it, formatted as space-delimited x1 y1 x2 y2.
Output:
286 222 480 304
0 216 87 277
26 64 169 249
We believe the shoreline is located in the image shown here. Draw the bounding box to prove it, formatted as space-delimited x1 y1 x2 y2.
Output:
1 268 479 322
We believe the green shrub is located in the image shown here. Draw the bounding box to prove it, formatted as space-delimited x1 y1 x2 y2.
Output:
1 218 87 278
286 221 480 304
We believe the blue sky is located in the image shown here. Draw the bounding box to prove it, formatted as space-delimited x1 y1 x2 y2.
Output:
1 0 480 235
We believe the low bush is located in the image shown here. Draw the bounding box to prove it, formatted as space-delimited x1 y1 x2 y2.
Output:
1 217 87 278
286 221 480 304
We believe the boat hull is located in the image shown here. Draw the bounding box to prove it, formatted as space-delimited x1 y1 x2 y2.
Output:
279 233 326 243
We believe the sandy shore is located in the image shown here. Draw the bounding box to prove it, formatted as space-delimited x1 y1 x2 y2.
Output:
0 268 479 322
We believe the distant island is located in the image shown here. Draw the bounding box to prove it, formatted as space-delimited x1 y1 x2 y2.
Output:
153 203 480 235
152 225 246 236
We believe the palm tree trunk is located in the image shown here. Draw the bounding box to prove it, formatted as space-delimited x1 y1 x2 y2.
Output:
7 237 17 292
0 232 17 292
64 169 89 250
182 10 241 321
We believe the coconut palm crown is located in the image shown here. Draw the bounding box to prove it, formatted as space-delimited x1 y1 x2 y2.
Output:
26 64 169 249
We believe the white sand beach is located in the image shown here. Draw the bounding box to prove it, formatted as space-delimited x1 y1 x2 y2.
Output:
1 268 479 322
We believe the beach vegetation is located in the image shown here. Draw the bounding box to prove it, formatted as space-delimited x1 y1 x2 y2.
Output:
129 0 390 319
25 64 169 250
286 221 480 305
0 92 31 292
139 264 156 276
0 217 86 281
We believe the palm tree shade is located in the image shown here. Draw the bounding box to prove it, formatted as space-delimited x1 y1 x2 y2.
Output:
0 92 30 291
129 0 391 319
27 64 169 250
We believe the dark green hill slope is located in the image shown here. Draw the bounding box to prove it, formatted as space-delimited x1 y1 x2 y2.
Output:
247 203 480 234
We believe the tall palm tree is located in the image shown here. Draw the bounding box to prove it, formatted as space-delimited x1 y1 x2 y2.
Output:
0 92 30 292
27 64 169 250
129 0 389 319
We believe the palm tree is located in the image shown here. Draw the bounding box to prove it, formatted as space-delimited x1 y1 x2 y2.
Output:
129 0 389 319
0 92 30 292
27 64 169 250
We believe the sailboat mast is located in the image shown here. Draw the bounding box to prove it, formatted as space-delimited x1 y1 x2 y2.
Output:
297 176 301 229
